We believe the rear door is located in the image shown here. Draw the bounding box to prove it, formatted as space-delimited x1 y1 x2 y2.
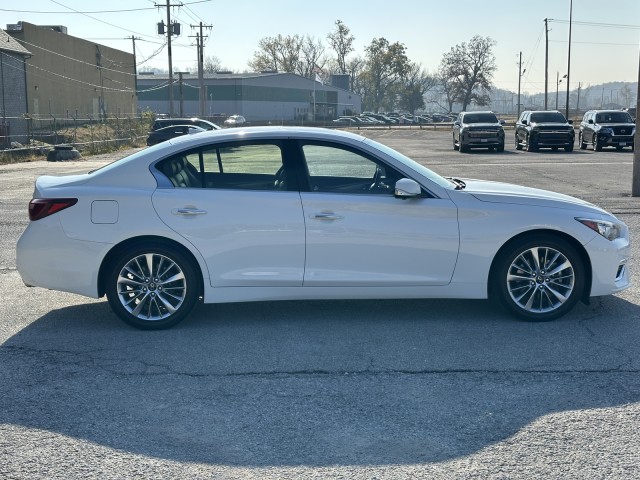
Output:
152 140 305 287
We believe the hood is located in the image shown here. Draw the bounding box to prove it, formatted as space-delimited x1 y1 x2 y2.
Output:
462 122 501 128
460 178 607 213
530 122 572 128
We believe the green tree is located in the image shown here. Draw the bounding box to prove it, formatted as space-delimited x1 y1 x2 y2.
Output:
362 37 410 112
439 35 496 111
397 63 437 114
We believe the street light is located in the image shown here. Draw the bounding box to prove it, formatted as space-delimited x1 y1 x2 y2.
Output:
556 72 567 110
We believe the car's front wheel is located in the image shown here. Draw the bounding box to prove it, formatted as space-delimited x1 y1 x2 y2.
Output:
526 135 537 152
106 244 200 329
493 235 585 321
593 134 603 151
579 132 587 149
452 135 459 150
515 134 523 150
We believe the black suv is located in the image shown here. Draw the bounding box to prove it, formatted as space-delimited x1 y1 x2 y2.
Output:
151 117 220 131
452 111 505 152
515 110 574 152
579 110 635 151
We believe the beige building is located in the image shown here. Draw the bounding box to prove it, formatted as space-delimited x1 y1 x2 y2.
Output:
8 21 137 118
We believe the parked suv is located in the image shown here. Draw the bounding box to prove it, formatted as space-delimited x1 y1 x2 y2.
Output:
452 111 505 152
151 117 220 131
579 110 635 151
515 110 574 152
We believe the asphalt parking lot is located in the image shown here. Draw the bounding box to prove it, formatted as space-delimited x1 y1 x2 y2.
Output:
1 129 639 479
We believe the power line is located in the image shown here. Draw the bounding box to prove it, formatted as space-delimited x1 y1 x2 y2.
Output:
548 19 640 29
0 0 212 14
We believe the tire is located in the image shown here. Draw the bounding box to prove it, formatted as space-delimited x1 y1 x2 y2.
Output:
579 132 587 149
459 142 468 153
453 135 459 151
593 134 602 151
106 243 200 330
496 142 505 152
526 135 537 152
564 144 573 152
492 235 585 321
515 134 523 150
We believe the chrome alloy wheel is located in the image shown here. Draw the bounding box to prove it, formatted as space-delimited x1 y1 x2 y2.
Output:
116 253 187 321
506 246 575 314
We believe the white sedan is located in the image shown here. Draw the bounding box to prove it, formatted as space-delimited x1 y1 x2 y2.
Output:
16 127 630 329
223 115 246 127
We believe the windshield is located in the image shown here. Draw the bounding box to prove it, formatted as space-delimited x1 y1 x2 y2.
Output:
364 138 453 189
529 112 567 123
595 112 633 123
463 113 498 123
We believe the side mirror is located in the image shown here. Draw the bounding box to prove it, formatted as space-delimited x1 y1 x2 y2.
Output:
453 121 460 127
588 119 594 124
394 178 422 199
499 119 506 125
567 119 573 124
521 119 528 125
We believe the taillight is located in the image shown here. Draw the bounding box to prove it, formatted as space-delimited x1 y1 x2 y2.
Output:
28 198 78 221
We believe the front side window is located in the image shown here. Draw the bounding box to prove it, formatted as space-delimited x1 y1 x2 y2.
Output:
302 143 402 195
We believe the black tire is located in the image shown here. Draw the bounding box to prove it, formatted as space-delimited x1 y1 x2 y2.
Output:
526 135 537 152
579 132 587 149
515 134 523 150
492 235 585 321
594 134 602 151
459 142 468 153
497 143 504 152
106 243 200 330
564 144 574 152
453 135 459 151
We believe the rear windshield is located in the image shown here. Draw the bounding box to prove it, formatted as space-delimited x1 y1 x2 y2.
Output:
529 112 567 123
595 112 633 123
463 113 498 123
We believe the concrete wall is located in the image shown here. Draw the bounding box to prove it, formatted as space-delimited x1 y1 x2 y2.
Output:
10 22 137 118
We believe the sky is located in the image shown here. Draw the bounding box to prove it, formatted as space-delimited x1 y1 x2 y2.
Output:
4 0 639 94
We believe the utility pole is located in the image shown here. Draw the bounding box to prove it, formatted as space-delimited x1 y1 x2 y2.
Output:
565 0 573 120
127 35 141 95
190 21 212 117
632 52 640 196
177 71 186 116
517 52 525 118
156 1 183 117
544 18 549 109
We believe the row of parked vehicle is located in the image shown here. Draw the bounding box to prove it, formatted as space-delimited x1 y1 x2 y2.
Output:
452 109 636 153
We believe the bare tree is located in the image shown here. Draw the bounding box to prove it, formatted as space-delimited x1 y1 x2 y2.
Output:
327 20 354 74
299 36 327 78
439 35 496 111
248 34 303 73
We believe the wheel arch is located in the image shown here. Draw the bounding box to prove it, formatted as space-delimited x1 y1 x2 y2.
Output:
98 235 205 299
487 229 593 303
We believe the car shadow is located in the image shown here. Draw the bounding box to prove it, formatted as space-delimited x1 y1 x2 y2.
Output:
1 295 639 466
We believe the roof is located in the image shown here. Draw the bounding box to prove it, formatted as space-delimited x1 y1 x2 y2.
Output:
0 29 31 56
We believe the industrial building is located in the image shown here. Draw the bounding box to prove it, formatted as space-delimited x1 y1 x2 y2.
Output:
7 21 137 119
136 72 361 122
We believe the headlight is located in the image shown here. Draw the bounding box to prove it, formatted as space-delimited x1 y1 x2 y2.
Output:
599 127 614 135
576 218 622 241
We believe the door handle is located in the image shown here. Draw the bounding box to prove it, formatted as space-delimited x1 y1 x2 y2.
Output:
313 212 343 221
173 208 207 216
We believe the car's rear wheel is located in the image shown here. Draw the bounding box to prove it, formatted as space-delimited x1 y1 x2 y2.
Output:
106 244 199 330
493 235 585 321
